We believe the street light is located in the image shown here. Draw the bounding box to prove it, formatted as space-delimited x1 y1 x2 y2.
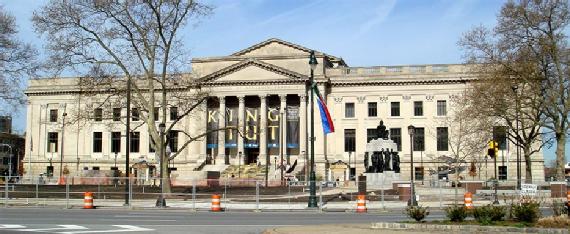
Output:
407 125 418 207
238 151 242 178
511 85 521 190
308 50 318 208
59 112 67 185
156 122 166 207
125 78 132 206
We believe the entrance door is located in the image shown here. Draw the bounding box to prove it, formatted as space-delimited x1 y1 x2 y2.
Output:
245 148 259 165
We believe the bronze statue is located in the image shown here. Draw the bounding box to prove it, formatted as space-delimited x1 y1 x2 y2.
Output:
392 150 400 173
383 149 391 171
376 120 389 139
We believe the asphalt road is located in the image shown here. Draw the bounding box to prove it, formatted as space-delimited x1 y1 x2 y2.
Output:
0 208 447 234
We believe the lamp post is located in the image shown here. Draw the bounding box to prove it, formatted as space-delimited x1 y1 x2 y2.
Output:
156 123 166 207
407 125 418 206
511 85 521 190
238 151 242 178
125 78 131 206
114 152 118 168
308 50 318 208
59 112 67 184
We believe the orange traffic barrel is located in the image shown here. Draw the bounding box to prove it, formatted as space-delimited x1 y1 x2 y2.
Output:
464 192 473 209
84 192 94 209
211 194 221 212
356 194 367 213
567 191 570 207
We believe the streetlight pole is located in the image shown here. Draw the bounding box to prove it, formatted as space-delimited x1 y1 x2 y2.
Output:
308 50 318 208
280 107 285 186
238 151 242 178
156 123 166 207
59 112 67 185
511 85 521 190
125 78 131 206
407 125 417 207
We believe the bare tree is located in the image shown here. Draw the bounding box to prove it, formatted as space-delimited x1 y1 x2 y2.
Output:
458 0 566 183
0 6 37 113
33 0 215 193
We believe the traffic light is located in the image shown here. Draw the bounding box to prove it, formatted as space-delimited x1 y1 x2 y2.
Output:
487 140 499 158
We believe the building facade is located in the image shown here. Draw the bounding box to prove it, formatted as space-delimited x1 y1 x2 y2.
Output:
24 38 545 183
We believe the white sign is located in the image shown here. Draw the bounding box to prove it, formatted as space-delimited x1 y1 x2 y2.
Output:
520 183 537 196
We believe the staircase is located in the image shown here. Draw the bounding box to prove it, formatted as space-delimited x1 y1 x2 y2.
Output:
222 164 267 179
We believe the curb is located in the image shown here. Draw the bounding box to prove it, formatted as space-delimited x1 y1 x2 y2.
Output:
371 222 569 234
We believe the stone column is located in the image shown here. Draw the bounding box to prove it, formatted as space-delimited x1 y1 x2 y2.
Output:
279 94 288 164
237 96 245 161
299 94 307 167
217 96 226 164
259 95 267 164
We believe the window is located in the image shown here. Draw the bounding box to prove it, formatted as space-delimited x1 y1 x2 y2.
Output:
154 107 159 121
367 128 378 142
415 167 424 181
168 130 179 152
111 132 121 153
112 108 121 121
344 129 356 152
94 108 103 121
437 100 447 116
367 102 377 117
438 166 448 180
413 101 423 116
390 128 402 151
413 127 425 151
493 126 507 150
170 107 178 121
47 132 58 152
437 127 449 151
92 132 102 153
49 109 58 122
130 132 140 153
498 166 507 180
132 108 139 121
345 103 355 118
390 102 400 116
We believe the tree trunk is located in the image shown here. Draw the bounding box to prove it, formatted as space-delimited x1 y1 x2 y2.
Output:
523 146 532 183
161 147 172 193
454 162 459 205
554 132 566 181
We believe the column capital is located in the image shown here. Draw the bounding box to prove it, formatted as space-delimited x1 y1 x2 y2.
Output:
218 96 225 104
238 96 245 103
279 94 287 101
299 94 307 102
259 94 269 101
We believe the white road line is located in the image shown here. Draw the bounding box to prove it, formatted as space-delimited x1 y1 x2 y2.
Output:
57 225 153 234
0 225 26 229
18 225 88 232
144 224 301 227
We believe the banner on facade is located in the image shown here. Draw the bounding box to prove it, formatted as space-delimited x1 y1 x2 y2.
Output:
244 107 259 148
206 107 218 149
225 107 238 148
267 107 280 148
286 106 299 148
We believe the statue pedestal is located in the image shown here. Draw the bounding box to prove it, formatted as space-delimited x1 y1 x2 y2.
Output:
364 171 400 189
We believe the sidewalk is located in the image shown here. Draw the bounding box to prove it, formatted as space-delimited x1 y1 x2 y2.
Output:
262 224 447 234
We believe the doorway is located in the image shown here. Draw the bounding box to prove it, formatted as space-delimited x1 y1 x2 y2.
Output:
245 148 259 165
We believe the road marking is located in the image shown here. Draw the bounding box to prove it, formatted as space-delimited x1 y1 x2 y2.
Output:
18 225 88 232
57 225 154 234
0 225 26 228
145 224 301 227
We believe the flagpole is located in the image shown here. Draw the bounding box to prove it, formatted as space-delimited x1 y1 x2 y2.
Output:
308 51 318 208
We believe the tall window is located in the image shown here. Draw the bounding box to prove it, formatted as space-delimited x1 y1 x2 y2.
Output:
413 127 425 151
390 128 402 151
437 100 447 116
94 108 103 121
130 132 140 153
132 108 139 121
436 127 449 151
498 166 507 180
367 128 378 142
390 102 400 116
415 167 424 181
47 132 58 152
413 101 423 116
344 129 356 152
345 103 355 118
154 107 159 121
49 109 58 122
368 102 377 117
112 108 121 121
92 132 102 153
493 126 507 150
170 107 178 121
111 132 121 153
168 130 179 152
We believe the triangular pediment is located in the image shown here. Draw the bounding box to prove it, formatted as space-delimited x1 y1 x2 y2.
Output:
200 59 308 84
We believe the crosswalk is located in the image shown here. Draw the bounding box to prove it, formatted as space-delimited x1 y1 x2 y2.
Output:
0 224 154 233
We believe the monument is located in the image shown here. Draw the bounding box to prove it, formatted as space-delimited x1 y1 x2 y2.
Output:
363 120 401 189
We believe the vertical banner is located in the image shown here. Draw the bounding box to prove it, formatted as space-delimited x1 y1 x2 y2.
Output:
244 107 259 148
267 107 280 148
286 106 299 148
225 107 238 148
206 107 218 149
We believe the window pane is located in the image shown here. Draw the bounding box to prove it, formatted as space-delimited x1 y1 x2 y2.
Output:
130 132 140 153
390 128 402 151
94 108 103 121
367 128 378 142
154 107 159 121
111 132 121 153
132 108 139 121
414 101 423 116
437 127 449 151
390 102 400 116
113 108 121 121
437 100 447 116
367 102 377 117
493 126 507 150
344 129 356 152
413 127 425 151
415 167 424 180
50 109 58 122
345 103 355 118
47 132 58 152
168 130 179 152
170 107 178 121
93 132 102 153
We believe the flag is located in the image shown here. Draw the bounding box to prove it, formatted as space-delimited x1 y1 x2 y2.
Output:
312 83 334 134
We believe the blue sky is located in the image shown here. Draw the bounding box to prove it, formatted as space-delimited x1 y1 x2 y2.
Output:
2 0 568 162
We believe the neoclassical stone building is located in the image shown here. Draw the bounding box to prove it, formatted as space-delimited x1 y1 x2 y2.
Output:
24 38 545 183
